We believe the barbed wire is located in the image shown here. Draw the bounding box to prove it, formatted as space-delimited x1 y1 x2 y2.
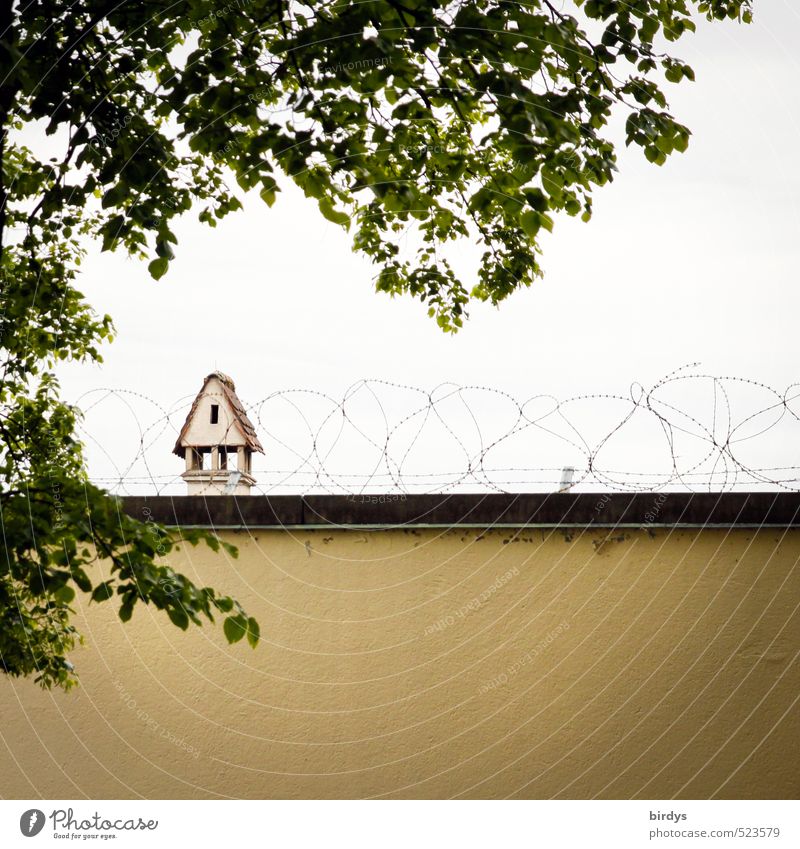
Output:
72 366 800 496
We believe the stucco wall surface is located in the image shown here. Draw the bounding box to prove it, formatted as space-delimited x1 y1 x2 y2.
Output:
1 526 798 799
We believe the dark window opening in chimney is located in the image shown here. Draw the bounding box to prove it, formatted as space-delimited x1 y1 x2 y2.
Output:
210 404 219 424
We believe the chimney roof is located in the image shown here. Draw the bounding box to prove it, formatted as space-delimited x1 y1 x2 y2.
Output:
173 371 264 457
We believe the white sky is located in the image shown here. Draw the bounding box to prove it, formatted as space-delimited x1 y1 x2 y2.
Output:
53 2 800 494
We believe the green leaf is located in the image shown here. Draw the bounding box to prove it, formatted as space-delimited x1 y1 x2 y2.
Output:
148 257 169 280
246 616 260 648
259 185 277 207
53 586 75 605
520 210 540 238
524 188 548 212
318 198 350 227
71 568 92 593
215 596 234 613
90 581 115 603
223 614 247 644
155 240 175 260
101 184 127 209
167 606 189 630
674 132 690 153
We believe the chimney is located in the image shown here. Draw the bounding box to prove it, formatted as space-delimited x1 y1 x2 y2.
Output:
173 372 263 495
558 466 576 493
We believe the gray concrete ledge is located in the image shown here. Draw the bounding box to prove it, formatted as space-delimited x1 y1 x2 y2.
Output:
120 492 800 529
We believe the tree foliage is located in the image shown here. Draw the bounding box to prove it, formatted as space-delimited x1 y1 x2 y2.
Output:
0 0 751 687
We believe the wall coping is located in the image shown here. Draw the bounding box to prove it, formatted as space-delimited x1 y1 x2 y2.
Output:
120 492 800 529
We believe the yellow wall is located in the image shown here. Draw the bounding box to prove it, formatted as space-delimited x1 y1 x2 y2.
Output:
2 526 798 799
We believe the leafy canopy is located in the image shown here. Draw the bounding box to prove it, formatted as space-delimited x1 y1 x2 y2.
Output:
0 0 750 687
6 0 751 328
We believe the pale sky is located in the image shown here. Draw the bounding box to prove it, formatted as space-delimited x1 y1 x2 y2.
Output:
53 2 800 495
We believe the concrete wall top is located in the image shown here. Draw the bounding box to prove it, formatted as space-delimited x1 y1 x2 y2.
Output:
121 492 800 529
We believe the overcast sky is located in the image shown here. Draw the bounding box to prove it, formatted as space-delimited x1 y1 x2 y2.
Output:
54 2 800 494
